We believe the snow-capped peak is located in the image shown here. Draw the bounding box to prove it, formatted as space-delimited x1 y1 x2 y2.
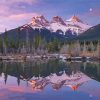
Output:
29 15 49 28
65 15 91 35
51 16 66 25
67 15 83 23
49 16 67 34
27 15 91 36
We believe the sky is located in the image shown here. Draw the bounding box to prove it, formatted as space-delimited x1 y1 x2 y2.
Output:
0 0 100 32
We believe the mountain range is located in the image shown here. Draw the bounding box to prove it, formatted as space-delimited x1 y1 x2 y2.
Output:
77 24 100 40
1 15 100 41
28 15 91 36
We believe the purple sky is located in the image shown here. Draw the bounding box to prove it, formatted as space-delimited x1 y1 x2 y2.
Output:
0 0 100 32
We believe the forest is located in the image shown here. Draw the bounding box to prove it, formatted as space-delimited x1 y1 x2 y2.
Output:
0 28 100 59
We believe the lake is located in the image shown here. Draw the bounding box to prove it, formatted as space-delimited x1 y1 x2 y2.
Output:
0 59 100 100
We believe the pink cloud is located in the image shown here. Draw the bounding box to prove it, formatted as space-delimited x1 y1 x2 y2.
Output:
0 5 10 15
11 0 33 4
0 0 37 5
8 13 40 21
0 0 39 16
0 0 41 32
0 12 40 32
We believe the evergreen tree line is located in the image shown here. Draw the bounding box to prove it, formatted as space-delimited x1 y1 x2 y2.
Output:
0 28 100 57
0 28 64 55
60 40 100 58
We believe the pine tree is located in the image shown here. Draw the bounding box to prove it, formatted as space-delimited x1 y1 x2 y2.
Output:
17 27 21 53
83 40 87 56
74 40 81 56
97 40 100 58
26 29 29 53
2 37 7 55
3 29 8 55
0 35 3 54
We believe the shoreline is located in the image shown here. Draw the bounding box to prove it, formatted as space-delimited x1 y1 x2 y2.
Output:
0 54 99 61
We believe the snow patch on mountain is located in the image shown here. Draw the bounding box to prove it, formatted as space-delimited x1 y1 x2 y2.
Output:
29 15 49 29
49 16 67 34
28 15 91 36
65 15 91 35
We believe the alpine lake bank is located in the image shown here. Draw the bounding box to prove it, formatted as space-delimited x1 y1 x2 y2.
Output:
0 53 99 62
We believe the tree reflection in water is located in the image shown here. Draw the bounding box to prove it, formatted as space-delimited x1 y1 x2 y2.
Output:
0 60 100 92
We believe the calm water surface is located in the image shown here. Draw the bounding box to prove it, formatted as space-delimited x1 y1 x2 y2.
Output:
0 60 100 100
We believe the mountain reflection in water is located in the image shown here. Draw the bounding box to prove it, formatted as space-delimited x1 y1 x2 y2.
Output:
0 60 100 100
